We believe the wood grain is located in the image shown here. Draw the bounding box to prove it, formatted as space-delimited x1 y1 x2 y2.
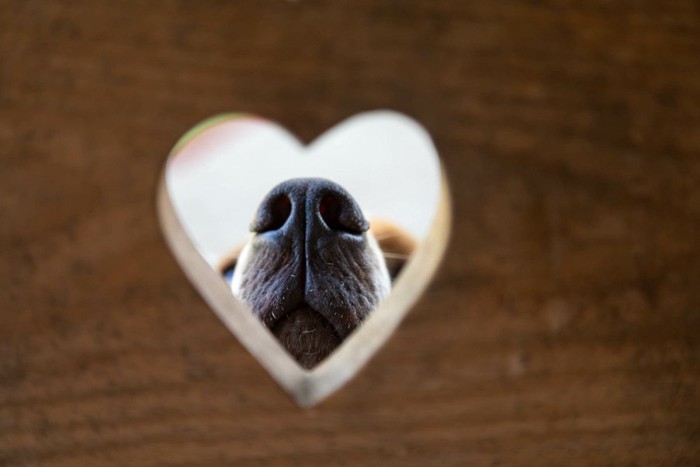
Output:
1 0 699 465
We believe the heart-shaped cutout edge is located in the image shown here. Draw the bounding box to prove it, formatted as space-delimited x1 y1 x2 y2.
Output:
156 112 452 407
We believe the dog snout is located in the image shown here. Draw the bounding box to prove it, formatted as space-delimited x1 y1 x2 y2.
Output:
233 177 390 367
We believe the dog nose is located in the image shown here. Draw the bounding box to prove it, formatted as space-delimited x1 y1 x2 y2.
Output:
251 178 369 236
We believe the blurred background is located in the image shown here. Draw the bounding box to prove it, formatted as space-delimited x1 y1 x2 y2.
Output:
1 1 699 465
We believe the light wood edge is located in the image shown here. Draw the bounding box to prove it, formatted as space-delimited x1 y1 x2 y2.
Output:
307 169 452 405
156 168 452 407
157 180 306 395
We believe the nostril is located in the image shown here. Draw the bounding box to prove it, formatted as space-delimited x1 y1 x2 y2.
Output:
319 194 340 229
319 194 366 234
254 194 291 233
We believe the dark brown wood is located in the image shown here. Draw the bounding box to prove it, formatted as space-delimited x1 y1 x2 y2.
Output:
1 1 699 465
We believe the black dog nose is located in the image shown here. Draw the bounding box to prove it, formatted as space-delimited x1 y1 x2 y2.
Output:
251 178 369 236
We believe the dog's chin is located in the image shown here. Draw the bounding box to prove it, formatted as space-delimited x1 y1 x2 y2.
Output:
270 305 343 370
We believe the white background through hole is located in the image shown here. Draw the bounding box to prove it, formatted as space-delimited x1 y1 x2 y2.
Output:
166 111 441 266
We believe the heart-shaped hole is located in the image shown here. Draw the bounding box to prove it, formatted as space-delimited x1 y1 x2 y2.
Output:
157 111 451 406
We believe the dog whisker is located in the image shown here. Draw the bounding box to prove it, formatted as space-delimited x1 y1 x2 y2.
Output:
374 232 400 241
382 252 410 260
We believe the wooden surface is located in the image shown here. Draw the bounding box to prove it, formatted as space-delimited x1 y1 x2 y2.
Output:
1 1 699 465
